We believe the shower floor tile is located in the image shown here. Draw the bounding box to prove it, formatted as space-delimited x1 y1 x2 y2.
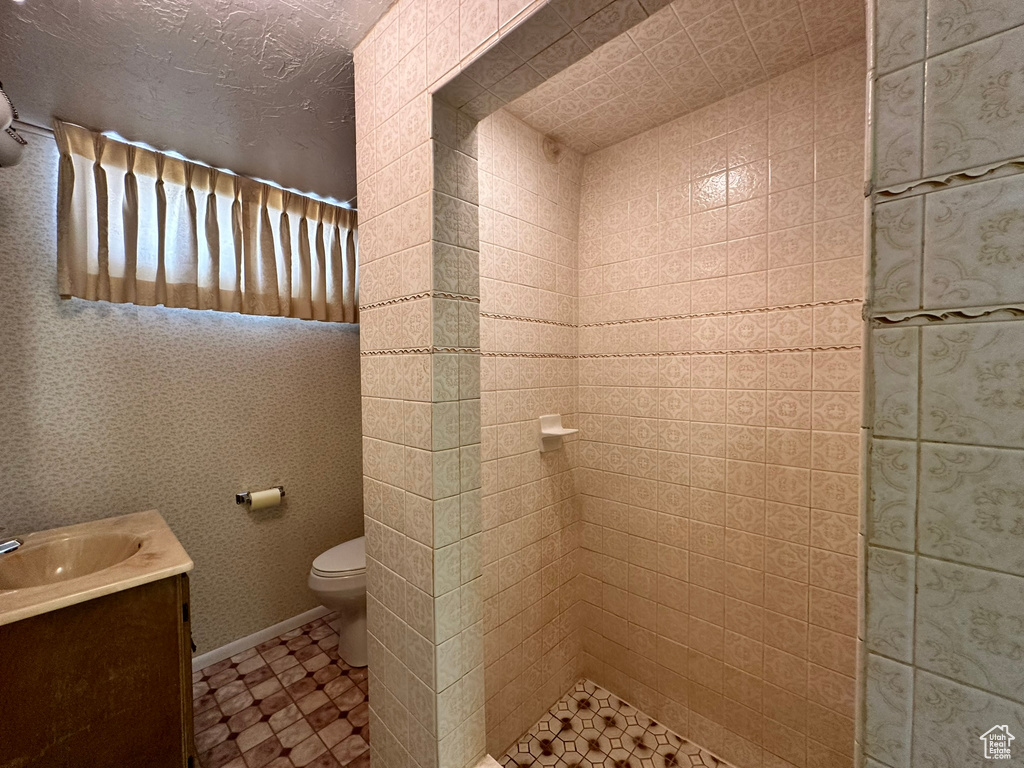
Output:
192 612 369 768
501 680 732 768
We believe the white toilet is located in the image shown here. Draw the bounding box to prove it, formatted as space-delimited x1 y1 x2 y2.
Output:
308 536 367 667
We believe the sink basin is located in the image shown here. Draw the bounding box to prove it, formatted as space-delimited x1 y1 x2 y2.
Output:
0 510 192 627
0 532 143 590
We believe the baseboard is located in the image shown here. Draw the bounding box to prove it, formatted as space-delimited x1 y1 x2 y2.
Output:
192 605 331 673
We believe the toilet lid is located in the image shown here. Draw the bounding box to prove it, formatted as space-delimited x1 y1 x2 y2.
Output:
312 536 366 576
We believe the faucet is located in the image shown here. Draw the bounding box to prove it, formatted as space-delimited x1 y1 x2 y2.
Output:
0 539 22 555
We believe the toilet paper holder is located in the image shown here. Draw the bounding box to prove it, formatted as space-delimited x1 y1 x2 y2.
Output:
236 486 286 505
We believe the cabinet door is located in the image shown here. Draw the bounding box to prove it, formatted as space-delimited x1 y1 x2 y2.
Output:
0 577 190 767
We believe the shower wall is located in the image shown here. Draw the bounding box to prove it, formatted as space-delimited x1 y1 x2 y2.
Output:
354 1 871 766
864 5 1024 768
477 109 584 754
575 45 865 768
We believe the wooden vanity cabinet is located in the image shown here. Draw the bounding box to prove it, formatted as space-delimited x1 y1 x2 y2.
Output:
0 573 195 767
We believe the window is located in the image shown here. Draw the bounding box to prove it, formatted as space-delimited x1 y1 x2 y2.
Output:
54 120 358 322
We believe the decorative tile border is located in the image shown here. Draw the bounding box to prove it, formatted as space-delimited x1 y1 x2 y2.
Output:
360 292 433 310
360 347 482 356
500 680 732 768
578 299 864 328
873 155 1024 198
480 345 862 360
192 613 369 768
482 352 578 359
480 312 576 328
872 306 1024 326
578 344 861 358
362 291 482 312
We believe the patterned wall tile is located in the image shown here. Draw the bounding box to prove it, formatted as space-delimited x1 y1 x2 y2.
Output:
361 3 871 767
926 0 1024 56
874 0 925 74
923 174 1024 309
868 4 1024 765
571 48 865 768
866 546 915 663
912 670 1024 768
872 327 919 439
868 438 917 551
921 321 1024 448
916 557 1024 703
923 24 1024 179
478 109 583 755
502 0 864 154
864 654 914 767
872 195 923 313
874 63 924 189
919 442 1024 577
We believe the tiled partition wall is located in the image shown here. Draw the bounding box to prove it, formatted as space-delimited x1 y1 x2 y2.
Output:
352 3 683 768
354 7 485 768
477 110 584 754
575 46 866 768
864 4 1024 768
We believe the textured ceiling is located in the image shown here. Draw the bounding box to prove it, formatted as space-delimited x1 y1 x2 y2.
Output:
0 0 394 203
506 0 865 153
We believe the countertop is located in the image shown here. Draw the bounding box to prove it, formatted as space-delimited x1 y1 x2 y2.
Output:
0 510 193 627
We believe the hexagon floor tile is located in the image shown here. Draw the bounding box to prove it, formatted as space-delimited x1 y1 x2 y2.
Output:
500 680 733 768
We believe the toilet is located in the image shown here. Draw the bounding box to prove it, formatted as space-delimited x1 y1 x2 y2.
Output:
308 536 367 667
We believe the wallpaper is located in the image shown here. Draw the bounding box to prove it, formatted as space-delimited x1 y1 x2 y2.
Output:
864 4 1024 768
0 139 364 652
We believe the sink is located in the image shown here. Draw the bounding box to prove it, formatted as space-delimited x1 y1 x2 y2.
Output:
0 510 192 627
0 532 143 590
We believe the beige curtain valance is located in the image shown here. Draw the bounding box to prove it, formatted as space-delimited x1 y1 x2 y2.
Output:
54 119 358 322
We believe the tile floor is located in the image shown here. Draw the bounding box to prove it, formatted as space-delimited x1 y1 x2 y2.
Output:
192 613 369 768
501 680 732 768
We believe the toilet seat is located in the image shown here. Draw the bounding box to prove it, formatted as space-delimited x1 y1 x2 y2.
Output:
311 536 365 578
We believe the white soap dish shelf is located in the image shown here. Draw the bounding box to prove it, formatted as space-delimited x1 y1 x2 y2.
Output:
538 414 578 452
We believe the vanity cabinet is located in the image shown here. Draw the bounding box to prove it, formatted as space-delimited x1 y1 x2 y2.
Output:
0 573 195 767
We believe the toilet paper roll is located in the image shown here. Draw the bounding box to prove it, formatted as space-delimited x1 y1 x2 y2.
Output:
248 488 282 510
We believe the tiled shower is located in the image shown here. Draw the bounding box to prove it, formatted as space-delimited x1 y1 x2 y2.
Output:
356 0 867 765
478 108 583 749
477 41 864 768
356 0 1024 768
